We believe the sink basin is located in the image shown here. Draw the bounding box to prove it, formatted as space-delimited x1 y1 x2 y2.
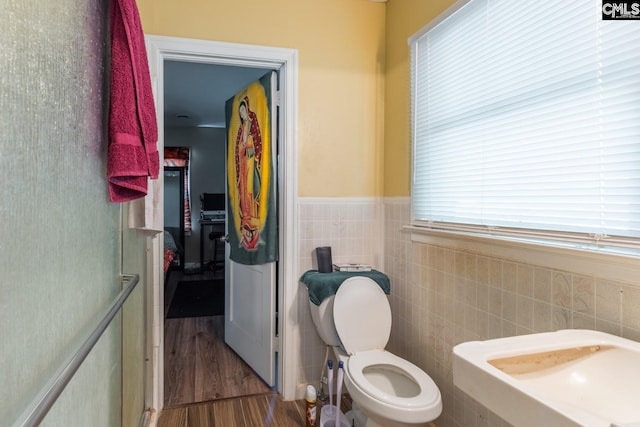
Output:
453 329 640 427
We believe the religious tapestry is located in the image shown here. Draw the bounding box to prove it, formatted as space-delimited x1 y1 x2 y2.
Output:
225 72 278 265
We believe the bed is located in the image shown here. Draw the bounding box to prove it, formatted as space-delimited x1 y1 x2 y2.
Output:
163 227 183 274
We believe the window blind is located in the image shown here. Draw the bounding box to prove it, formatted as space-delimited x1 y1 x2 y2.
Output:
410 0 640 247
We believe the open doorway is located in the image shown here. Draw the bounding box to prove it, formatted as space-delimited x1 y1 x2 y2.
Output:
162 61 274 407
145 35 299 413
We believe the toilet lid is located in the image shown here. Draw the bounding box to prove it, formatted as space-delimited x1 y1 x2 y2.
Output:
333 277 391 355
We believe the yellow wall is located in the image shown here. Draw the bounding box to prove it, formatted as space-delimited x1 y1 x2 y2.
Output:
383 0 457 196
137 0 386 197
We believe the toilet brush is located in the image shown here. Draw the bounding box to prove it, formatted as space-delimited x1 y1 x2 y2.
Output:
327 359 334 409
320 360 338 427
336 361 344 427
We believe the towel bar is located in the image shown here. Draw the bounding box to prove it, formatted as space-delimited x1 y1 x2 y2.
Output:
12 274 140 427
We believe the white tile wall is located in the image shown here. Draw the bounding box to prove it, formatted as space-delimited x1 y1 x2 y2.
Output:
295 196 640 426
297 197 383 390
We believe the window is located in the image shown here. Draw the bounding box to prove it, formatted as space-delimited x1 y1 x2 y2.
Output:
409 0 640 249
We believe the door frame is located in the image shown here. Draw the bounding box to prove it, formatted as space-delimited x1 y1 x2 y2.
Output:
144 35 300 416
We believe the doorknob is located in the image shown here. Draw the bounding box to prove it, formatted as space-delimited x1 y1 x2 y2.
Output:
219 234 230 243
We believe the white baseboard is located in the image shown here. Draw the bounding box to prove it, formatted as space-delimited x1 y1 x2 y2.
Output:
142 409 157 427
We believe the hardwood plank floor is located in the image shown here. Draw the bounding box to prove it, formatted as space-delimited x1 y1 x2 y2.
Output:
161 270 356 426
164 269 271 407
158 393 353 427
164 315 271 406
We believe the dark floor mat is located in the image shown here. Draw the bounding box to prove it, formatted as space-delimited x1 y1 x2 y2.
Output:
166 279 224 318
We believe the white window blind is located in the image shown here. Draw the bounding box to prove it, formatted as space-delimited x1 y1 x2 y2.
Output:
410 0 640 248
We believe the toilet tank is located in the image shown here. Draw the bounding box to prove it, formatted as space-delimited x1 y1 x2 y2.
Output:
309 296 342 347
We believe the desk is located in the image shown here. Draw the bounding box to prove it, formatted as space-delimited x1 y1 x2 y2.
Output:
200 219 225 271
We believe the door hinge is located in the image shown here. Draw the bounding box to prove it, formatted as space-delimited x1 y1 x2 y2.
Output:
275 90 281 107
273 335 280 349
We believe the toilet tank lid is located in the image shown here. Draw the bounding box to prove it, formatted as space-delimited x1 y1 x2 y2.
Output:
299 270 391 306
333 277 392 354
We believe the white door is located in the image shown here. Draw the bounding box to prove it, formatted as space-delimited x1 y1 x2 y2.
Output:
224 71 278 387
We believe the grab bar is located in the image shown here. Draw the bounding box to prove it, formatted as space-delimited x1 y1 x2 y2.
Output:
13 274 140 427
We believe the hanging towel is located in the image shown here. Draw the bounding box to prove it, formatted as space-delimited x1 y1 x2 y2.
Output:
107 0 159 203
299 270 391 306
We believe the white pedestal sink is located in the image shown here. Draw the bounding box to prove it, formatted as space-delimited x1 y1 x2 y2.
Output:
453 329 640 427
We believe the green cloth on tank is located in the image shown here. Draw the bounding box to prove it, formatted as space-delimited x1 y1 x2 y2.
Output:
300 269 391 306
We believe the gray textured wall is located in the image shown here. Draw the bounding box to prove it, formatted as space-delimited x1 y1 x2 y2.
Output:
0 1 134 425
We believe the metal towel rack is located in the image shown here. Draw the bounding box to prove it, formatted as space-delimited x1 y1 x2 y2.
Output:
12 274 140 427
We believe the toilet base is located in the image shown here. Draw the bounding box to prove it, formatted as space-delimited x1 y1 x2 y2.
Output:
346 401 433 427
345 401 367 426
347 395 435 427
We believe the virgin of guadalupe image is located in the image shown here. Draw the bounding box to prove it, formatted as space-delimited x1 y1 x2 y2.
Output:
234 95 263 250
226 74 277 266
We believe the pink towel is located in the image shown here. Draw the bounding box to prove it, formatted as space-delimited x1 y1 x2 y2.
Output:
108 0 159 203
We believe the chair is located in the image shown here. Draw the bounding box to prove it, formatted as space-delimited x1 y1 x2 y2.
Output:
208 229 225 271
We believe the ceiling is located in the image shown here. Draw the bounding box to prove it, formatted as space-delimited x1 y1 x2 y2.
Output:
163 60 272 129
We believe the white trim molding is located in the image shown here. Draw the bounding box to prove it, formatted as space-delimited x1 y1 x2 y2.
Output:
144 35 300 412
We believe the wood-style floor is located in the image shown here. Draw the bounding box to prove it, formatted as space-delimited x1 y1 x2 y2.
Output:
164 315 272 406
161 268 354 426
164 269 270 407
158 393 353 427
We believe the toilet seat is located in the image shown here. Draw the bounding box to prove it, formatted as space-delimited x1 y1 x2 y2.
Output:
347 349 441 410
333 277 441 411
331 276 443 424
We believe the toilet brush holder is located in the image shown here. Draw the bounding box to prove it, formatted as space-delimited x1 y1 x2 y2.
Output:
319 404 349 427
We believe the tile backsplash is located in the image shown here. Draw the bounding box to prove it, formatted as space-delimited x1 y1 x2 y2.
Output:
384 198 640 427
298 198 382 272
297 197 383 391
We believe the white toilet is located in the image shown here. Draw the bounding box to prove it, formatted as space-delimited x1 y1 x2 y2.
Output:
309 276 442 427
